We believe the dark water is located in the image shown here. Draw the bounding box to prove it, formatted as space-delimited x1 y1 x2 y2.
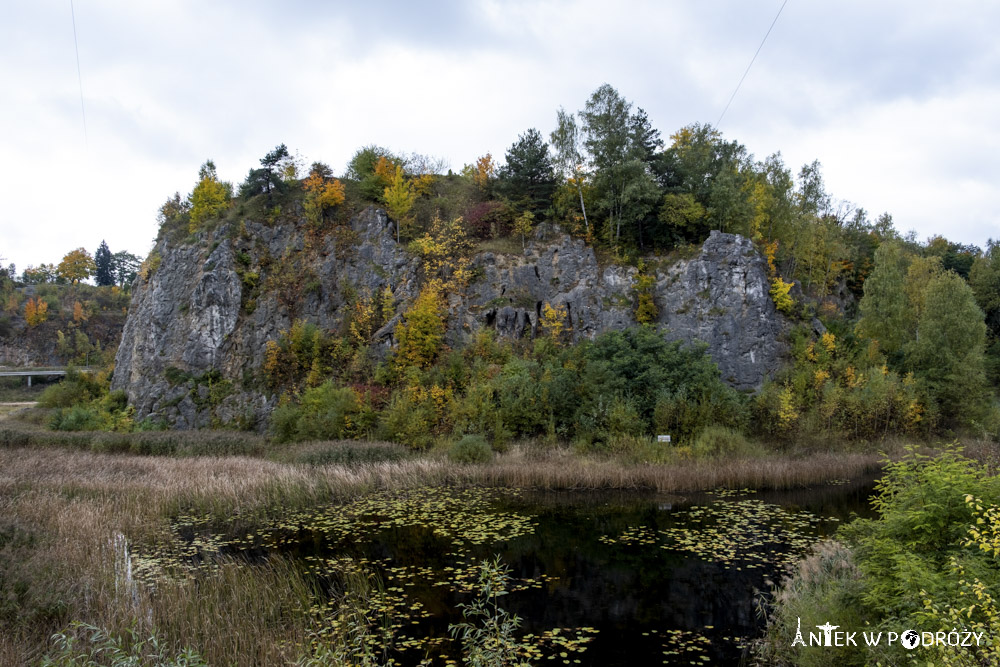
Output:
182 476 878 665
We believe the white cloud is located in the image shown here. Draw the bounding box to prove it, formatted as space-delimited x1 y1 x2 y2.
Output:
2 0 999 272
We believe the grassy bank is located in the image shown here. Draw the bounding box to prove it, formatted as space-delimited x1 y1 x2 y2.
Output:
1 408 987 665
754 445 1000 666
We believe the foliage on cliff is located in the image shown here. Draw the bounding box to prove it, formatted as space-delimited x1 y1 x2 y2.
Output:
33 81 990 446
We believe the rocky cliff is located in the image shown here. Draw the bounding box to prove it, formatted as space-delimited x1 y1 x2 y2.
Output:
112 208 789 428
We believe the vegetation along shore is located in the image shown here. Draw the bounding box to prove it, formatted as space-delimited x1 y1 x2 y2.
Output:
1 81 998 665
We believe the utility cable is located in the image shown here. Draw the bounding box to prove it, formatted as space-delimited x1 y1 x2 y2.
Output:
70 0 88 145
716 0 788 128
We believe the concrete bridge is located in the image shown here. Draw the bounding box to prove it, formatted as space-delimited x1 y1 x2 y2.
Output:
0 369 93 387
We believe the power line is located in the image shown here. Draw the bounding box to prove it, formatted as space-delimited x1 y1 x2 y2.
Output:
716 0 788 129
70 0 87 145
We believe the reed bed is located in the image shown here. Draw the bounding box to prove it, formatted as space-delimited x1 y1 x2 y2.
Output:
459 449 884 492
0 433 890 666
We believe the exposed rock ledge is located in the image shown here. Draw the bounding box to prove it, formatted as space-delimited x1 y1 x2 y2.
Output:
113 209 788 428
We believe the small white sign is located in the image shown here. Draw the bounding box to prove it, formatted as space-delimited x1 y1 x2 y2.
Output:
657 434 671 443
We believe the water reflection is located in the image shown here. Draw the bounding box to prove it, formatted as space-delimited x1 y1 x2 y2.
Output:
175 476 877 665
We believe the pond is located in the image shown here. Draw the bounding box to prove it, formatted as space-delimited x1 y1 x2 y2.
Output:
163 476 877 665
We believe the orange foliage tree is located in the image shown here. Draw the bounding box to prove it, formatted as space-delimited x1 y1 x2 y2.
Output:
303 167 346 229
473 154 495 191
24 297 48 326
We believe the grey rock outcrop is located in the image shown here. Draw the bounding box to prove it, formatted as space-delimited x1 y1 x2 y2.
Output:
455 230 634 342
113 209 788 428
654 231 787 389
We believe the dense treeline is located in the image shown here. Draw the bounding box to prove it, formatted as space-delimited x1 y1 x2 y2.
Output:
0 243 138 371
55 83 998 450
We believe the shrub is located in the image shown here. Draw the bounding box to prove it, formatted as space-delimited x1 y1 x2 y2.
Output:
491 358 546 438
450 383 510 446
50 405 102 431
448 434 493 464
602 433 670 463
270 382 360 443
757 540 867 667
463 200 515 240
690 425 756 458
377 391 436 449
449 557 529 664
762 447 1000 666
579 327 738 433
654 387 749 444
42 621 208 667
38 371 104 409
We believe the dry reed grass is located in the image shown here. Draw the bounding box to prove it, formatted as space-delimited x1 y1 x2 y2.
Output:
0 433 889 665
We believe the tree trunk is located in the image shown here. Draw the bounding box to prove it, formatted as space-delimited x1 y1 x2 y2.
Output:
574 172 589 233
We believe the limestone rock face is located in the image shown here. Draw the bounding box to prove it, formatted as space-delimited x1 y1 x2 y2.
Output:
113 210 788 428
454 230 634 342
654 231 787 389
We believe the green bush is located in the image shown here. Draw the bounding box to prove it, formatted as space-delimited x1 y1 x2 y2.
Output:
271 382 360 443
38 373 102 409
580 328 723 421
377 391 435 449
50 405 102 431
448 434 493 464
450 383 510 446
690 425 756 458
840 447 1000 615
601 433 671 463
762 447 1000 666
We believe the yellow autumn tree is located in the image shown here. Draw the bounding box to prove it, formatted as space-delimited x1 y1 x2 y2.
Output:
413 173 436 196
770 277 795 314
72 301 87 323
373 156 396 185
540 302 568 343
776 385 799 432
407 215 475 290
383 165 415 242
763 240 779 275
743 177 770 241
188 160 231 232
473 154 495 191
24 297 48 326
764 240 795 314
347 287 392 347
514 211 534 250
303 170 346 228
635 261 658 324
57 248 95 284
394 282 446 371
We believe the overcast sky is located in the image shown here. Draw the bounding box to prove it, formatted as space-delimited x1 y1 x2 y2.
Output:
3 0 999 272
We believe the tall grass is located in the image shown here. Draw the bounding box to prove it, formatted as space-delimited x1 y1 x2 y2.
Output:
0 417 891 665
